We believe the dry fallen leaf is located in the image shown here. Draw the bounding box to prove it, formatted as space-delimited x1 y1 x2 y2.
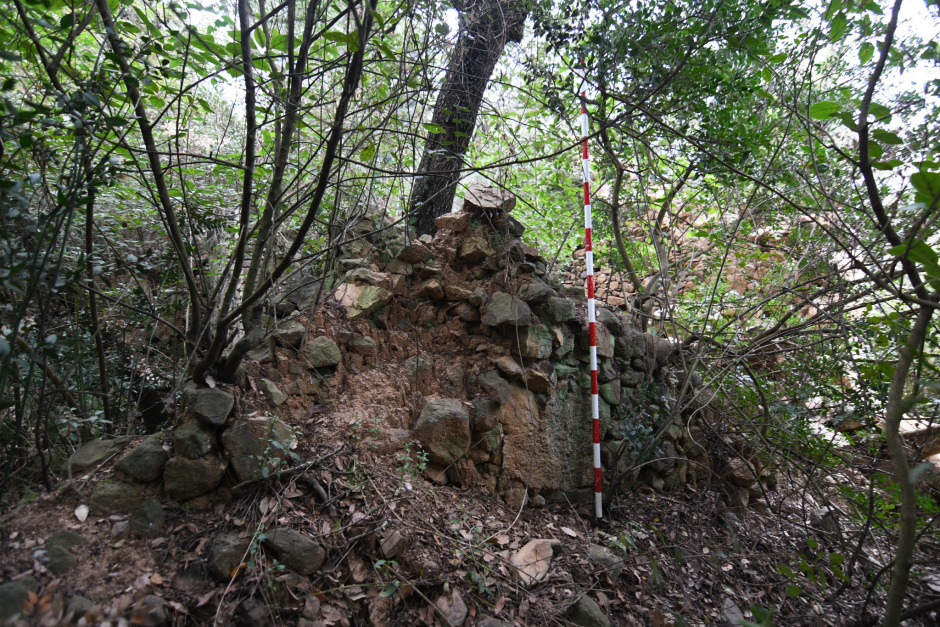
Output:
561 526 578 538
150 574 164 585
205 375 216 388
74 504 89 522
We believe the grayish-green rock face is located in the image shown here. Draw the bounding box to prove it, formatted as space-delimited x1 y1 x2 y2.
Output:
273 319 306 347
67 438 127 474
482 293 531 327
0 576 37 621
349 285 393 319
588 544 624 580
303 336 341 368
595 307 622 333
258 379 288 406
163 454 226 501
46 529 83 575
91 478 143 513
208 533 249 581
518 280 555 303
542 297 577 323
174 420 216 459
512 325 553 360
458 237 496 263
187 387 234 426
221 417 294 483
67 595 94 620
262 529 326 575
412 397 471 465
114 437 167 482
567 595 611 627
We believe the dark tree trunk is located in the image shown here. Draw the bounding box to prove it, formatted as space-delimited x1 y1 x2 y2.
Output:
409 0 526 235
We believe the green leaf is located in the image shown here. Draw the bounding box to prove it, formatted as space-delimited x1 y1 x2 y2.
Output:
859 42 874 64
867 141 883 161
271 33 289 52
0 51 23 62
872 129 903 145
785 585 802 597
423 123 445 134
379 583 398 598
833 112 858 131
105 116 128 127
911 171 940 206
360 142 375 162
868 102 892 123
777 564 795 578
768 53 787 63
872 159 903 170
149 96 166 109
807 538 819 550
82 92 102 107
889 241 938 266
830 553 844 566
809 101 841 120
829 13 848 42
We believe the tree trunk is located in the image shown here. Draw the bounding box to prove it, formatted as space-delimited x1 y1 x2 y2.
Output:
409 0 526 235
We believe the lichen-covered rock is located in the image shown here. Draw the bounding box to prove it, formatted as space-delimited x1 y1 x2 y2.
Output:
303 336 341 368
273 319 306 347
46 529 83 575
518 280 555 303
404 352 433 377
131 499 166 537
459 237 496 263
524 363 557 393
257 378 288 406
186 387 234 426
444 284 472 300
68 438 129 473
412 397 471 465
164 454 226 501
492 356 523 379
513 325 553 360
0 576 37 622
114 437 167 482
174 419 216 459
334 283 393 319
543 297 576 323
595 307 623 333
222 416 294 483
92 479 146 515
567 595 611 627
263 529 325 575
482 292 531 327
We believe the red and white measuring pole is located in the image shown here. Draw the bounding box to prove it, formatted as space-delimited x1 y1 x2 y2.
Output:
579 67 603 519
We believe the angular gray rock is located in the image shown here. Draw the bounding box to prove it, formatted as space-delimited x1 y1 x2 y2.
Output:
114 437 167 482
67 438 128 474
412 397 471 465
273 319 306 347
163 454 226 501
462 181 516 214
208 533 250 581
186 387 234 426
130 594 169 627
131 499 166 537
568 596 611 627
46 529 83 575
482 293 531 327
518 280 555 303
90 478 143 513
543 297 576 323
258 378 288 406
459 237 496 263
404 353 433 377
433 589 468 627
66 595 94 620
263 529 326 575
174 420 216 459
588 544 623 580
303 336 342 368
221 416 294 483
478 370 512 405
512 325 553 360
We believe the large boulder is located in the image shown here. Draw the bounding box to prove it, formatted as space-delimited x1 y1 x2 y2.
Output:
482 293 531 327
114 437 167 482
0 576 37 622
221 416 294 483
412 398 471 465
542 297 577 323
163 454 226 501
303 336 342 368
90 478 143 512
186 387 234 426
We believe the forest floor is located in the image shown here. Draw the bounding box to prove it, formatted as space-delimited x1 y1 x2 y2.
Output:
1 403 935 627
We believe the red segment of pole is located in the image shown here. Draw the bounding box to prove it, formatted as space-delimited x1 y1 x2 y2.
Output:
579 66 603 519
